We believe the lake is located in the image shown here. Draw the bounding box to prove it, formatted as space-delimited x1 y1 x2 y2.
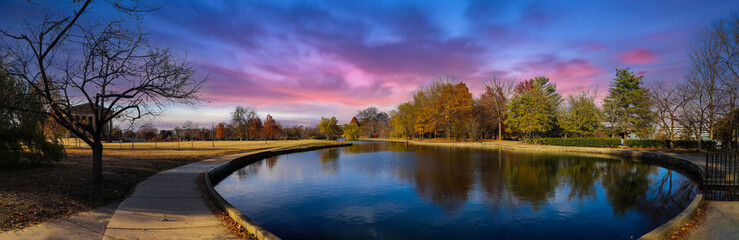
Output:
215 141 698 240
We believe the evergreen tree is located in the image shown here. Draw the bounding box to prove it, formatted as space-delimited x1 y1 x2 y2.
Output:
603 69 654 139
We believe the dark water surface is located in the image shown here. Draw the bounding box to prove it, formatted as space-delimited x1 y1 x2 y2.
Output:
215 141 697 240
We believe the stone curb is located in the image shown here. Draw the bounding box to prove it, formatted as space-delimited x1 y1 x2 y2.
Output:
202 143 352 240
638 194 704 240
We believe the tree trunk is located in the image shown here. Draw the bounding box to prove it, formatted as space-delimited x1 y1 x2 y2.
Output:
498 120 502 141
92 140 104 182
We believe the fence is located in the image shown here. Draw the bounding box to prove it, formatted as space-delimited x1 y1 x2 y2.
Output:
703 149 738 201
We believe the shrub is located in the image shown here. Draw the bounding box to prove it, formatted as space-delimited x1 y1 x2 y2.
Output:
701 140 717 149
673 140 698 149
624 139 669 149
527 138 621 148
0 122 66 166
671 140 717 149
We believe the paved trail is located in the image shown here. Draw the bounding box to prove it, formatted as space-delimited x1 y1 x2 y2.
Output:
101 157 239 240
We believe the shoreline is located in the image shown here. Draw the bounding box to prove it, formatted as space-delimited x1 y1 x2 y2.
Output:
361 138 708 240
203 142 353 240
365 138 706 181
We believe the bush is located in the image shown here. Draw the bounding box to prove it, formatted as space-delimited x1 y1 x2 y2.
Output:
670 140 716 149
526 138 621 148
625 139 669 149
0 122 66 166
526 137 718 150
701 140 717 149
672 140 697 149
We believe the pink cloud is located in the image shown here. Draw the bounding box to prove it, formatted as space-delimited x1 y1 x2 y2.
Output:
516 55 608 99
618 48 658 64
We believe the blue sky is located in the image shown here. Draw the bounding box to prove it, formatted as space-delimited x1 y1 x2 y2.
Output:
2 0 738 128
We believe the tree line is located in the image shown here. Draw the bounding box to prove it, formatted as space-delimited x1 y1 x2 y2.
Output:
379 14 739 147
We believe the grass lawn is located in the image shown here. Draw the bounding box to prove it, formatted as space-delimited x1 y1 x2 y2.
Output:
0 140 338 232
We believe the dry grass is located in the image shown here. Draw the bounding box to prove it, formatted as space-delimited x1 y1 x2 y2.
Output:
0 140 335 232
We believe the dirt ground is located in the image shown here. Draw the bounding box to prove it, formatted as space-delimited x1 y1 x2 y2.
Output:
0 140 332 232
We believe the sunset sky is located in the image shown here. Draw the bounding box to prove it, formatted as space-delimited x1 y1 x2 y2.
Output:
3 0 739 129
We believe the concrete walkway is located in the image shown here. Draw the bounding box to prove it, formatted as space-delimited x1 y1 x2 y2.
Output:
683 201 739 240
101 157 239 240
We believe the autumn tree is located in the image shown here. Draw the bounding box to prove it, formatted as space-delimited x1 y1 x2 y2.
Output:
318 116 341 140
413 82 442 138
412 77 474 139
505 77 562 139
603 69 654 139
0 1 204 182
216 123 226 140
389 102 417 139
343 122 360 141
560 91 601 137
248 117 263 140
263 114 277 140
446 82 475 140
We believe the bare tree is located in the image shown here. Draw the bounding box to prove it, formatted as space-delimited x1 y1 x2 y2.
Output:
231 106 257 141
649 81 689 145
710 13 739 144
0 1 204 182
357 106 389 138
479 75 514 140
684 24 729 142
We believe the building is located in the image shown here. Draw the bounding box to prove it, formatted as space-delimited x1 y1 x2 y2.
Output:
68 104 113 139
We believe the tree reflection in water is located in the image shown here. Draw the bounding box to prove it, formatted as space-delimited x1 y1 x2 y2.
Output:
217 142 699 240
320 148 340 174
324 142 697 216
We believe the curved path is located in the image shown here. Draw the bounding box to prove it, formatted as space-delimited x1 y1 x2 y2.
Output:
1 143 334 240
101 156 239 239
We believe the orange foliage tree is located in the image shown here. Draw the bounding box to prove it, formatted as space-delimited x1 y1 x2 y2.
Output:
263 114 277 140
412 78 474 139
216 123 226 140
248 117 262 140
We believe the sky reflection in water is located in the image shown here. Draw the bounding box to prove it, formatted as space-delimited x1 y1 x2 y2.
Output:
215 141 697 240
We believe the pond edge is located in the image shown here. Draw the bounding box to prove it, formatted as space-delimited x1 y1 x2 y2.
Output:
639 194 703 240
206 140 705 240
202 142 352 240
375 139 707 240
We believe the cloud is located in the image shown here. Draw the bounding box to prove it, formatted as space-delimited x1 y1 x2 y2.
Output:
516 54 607 97
618 48 658 64
12 0 728 128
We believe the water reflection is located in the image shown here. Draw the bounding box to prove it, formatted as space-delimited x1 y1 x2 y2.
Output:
217 141 698 240
320 148 340 174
